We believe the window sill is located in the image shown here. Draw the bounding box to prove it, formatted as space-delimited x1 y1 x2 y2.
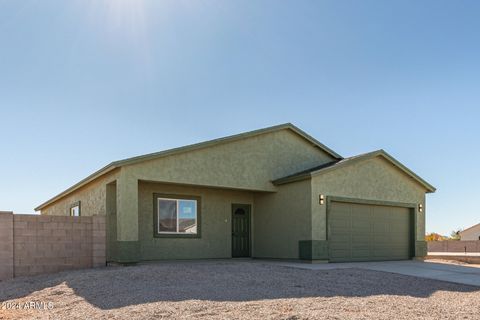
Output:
153 233 201 239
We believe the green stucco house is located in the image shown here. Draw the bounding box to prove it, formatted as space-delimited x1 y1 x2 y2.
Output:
35 124 435 263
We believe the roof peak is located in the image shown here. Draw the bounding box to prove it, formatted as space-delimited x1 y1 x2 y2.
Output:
35 123 340 211
273 149 436 193
111 123 341 167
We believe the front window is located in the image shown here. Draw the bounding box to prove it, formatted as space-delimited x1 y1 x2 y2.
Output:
157 197 197 234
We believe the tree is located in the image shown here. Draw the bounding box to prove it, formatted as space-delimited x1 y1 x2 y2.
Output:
425 233 446 241
449 229 463 240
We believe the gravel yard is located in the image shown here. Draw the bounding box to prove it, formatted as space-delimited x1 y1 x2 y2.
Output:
1 260 479 320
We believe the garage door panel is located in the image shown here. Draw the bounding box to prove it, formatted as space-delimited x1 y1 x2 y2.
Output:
352 250 371 259
330 250 351 260
373 234 390 241
330 223 350 231
329 201 412 262
390 233 408 239
352 235 370 243
330 230 349 237
352 220 370 230
373 222 388 231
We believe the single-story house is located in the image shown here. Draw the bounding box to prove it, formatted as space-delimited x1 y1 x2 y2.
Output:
460 223 480 241
35 123 435 263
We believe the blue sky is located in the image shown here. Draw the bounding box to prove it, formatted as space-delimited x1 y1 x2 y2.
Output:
0 0 479 235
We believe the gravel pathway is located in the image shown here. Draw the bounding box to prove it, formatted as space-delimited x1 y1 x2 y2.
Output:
1 261 479 319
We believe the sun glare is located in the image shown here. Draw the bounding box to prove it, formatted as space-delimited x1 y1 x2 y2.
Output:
82 0 152 64
104 0 148 38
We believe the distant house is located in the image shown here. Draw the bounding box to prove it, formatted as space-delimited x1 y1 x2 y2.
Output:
35 123 435 263
460 224 480 241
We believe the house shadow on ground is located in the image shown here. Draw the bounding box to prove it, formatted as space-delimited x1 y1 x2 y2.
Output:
0 261 479 310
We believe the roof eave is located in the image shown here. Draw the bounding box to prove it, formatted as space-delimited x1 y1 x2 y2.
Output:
34 164 119 211
114 123 342 168
272 172 313 185
286 125 342 159
459 223 480 235
307 150 436 193
35 123 341 210
378 150 436 193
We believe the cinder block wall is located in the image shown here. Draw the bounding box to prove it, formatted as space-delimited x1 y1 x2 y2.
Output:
428 240 480 253
92 216 107 267
0 212 106 281
0 212 14 280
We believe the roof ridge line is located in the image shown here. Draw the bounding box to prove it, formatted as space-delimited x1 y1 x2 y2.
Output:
273 149 436 193
35 123 340 211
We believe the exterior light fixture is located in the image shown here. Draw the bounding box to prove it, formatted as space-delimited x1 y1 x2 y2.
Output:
319 194 325 205
418 204 423 212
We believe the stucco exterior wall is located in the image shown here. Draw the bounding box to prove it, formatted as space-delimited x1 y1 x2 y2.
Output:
311 157 426 241
40 170 119 216
126 129 335 192
460 224 480 241
35 128 432 263
138 181 254 260
253 179 312 259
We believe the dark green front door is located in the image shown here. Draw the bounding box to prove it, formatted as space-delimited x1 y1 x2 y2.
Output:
232 204 251 257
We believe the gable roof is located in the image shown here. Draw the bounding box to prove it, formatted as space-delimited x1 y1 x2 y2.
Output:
459 223 480 235
272 149 436 193
35 123 341 211
107 123 342 167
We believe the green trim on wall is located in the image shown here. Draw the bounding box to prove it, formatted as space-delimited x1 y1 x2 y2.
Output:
299 240 329 260
415 241 428 257
114 241 140 264
327 196 417 209
152 193 202 239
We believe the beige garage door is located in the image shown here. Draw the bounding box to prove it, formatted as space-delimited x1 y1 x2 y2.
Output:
328 201 413 262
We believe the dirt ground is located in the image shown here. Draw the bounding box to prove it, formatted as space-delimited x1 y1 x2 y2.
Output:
1 260 479 320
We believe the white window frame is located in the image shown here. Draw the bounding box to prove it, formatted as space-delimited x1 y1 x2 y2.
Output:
69 202 81 217
157 197 197 234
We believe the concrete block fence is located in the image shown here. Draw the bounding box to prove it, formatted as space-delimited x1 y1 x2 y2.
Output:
0 211 106 281
428 240 480 253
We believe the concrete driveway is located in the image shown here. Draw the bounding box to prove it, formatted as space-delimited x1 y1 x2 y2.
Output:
274 260 480 287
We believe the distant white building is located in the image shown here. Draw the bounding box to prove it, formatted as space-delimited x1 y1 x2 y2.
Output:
460 223 480 241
